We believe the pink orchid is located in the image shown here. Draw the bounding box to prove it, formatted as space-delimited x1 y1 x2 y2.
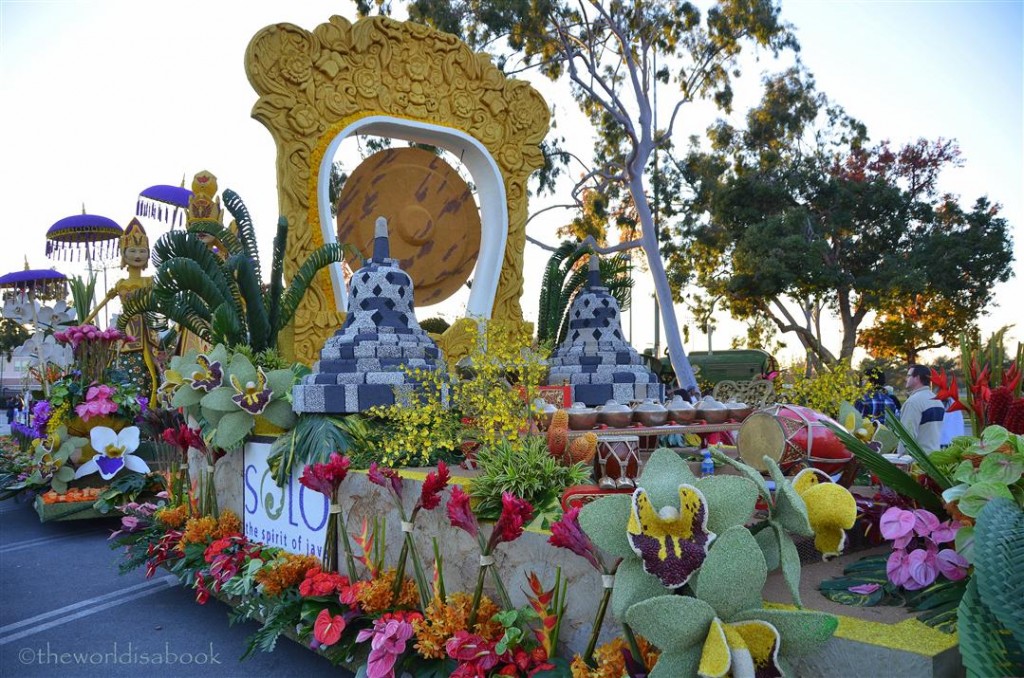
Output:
879 507 915 540
86 384 116 401
936 549 970 581
75 396 119 421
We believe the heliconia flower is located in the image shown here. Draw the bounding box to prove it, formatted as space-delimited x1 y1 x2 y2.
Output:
313 609 346 647
490 492 534 548
74 426 150 481
229 367 272 415
447 486 478 538
548 505 602 571
417 461 450 512
627 484 713 589
186 354 222 392
792 468 857 559
930 369 968 413
697 617 783 678
879 507 916 541
936 548 969 581
368 462 404 500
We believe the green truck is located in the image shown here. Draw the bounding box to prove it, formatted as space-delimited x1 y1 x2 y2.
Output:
645 348 777 387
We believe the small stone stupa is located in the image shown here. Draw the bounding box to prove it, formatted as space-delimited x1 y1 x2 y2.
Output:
292 217 445 414
546 255 664 406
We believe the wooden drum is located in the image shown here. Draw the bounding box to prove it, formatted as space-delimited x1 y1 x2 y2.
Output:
736 404 852 474
595 435 641 490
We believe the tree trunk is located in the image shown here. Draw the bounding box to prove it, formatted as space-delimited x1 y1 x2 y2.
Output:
628 171 697 391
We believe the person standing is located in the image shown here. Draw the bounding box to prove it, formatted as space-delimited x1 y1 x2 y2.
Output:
855 368 901 425
898 365 945 454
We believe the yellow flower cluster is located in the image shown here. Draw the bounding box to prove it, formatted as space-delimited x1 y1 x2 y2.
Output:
255 553 321 598
781 359 862 419
46 403 70 435
354 568 420 614
413 592 504 659
155 504 190 530
570 637 660 678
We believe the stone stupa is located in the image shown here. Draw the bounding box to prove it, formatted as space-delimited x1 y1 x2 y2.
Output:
292 217 445 414
545 255 664 406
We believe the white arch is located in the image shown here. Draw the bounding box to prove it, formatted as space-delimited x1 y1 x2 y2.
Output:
317 115 508 319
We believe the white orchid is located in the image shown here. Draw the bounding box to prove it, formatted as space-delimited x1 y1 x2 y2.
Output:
13 332 72 367
2 294 38 323
35 300 76 329
74 426 150 480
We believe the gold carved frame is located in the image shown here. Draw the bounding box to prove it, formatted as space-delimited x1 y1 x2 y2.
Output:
245 15 550 365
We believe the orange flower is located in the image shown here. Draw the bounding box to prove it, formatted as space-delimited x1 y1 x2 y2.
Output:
155 504 189 530
179 516 218 547
413 592 503 659
355 568 420 614
256 553 321 598
215 510 241 538
570 637 660 678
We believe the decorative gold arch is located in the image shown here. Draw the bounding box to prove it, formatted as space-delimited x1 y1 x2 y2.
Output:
245 15 550 365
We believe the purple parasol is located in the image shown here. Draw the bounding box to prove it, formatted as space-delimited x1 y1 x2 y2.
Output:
46 213 123 262
137 184 192 228
0 268 67 299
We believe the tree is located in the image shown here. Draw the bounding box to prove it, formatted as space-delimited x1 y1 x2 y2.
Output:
674 68 1015 368
409 0 797 389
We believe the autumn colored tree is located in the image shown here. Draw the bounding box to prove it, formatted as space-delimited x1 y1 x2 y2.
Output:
674 68 1014 368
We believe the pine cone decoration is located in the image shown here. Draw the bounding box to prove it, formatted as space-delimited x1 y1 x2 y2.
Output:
566 432 598 465
1004 398 1024 434
988 385 1014 427
547 410 569 457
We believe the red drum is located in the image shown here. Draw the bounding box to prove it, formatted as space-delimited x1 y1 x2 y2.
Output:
736 404 852 475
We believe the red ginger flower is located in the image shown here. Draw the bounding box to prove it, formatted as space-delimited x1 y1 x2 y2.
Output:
490 492 534 548
368 462 404 499
417 461 450 511
447 485 479 538
548 506 602 571
299 453 351 497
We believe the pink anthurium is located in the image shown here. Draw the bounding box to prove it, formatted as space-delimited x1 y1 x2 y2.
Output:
936 549 970 581
912 509 941 537
879 507 915 540
904 547 939 590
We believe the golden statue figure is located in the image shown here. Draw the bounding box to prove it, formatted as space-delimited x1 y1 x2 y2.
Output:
84 218 160 403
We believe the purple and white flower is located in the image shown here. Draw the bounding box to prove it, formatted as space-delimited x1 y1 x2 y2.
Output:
74 426 150 481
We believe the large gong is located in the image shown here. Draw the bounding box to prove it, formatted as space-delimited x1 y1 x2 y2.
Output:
336 147 482 306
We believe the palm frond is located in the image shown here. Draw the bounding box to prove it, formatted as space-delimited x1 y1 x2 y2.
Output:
884 408 953 489
222 189 262 280
277 241 345 333
68 274 97 323
266 217 288 340
537 241 578 343
210 301 245 347
153 258 230 310
164 292 214 342
184 222 243 258
228 254 272 352
827 422 947 515
152 230 227 271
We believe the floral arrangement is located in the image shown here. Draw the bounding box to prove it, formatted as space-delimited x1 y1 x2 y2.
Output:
880 507 967 589
108 445 858 677
165 344 299 450
363 320 549 468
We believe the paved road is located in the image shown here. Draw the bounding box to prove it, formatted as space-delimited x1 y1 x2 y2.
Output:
0 497 351 677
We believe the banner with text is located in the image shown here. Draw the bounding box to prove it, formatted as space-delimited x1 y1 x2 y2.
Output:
243 442 328 558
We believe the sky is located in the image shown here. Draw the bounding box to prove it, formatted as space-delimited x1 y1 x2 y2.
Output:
0 0 1021 368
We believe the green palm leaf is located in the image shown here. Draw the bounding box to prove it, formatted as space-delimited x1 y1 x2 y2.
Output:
827 422 947 515
223 189 262 280
276 241 345 333
209 301 245 347
228 254 272 352
266 217 288 342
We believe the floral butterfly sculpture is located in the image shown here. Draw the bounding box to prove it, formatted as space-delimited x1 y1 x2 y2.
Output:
74 426 150 480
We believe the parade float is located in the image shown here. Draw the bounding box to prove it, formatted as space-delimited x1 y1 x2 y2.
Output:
3 13 1021 678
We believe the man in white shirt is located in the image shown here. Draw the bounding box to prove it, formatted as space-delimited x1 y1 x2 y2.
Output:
898 364 945 454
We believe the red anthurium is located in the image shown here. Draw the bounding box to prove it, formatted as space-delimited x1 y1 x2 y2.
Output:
314 608 346 647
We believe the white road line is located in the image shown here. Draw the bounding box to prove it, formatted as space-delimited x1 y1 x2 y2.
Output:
0 574 180 644
0 530 105 554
